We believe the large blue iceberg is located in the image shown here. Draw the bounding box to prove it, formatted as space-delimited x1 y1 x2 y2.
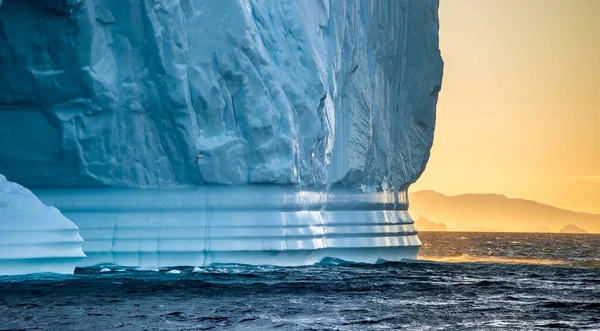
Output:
0 0 443 272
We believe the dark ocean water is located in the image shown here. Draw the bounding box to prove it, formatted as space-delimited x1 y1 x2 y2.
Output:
0 232 599 330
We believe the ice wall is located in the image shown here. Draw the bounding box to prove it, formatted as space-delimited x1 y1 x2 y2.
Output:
0 174 85 275
0 0 442 267
0 0 442 190
34 187 419 267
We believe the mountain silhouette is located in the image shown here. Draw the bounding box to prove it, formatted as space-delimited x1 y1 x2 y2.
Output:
410 190 599 233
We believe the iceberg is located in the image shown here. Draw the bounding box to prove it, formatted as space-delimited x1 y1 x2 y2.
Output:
0 174 85 275
0 0 443 268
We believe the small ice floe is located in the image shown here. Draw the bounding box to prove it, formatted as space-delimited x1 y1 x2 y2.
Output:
99 268 111 273
135 267 160 272
166 269 181 274
192 267 202 273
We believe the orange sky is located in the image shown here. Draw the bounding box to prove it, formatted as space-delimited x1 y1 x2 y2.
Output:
411 0 600 213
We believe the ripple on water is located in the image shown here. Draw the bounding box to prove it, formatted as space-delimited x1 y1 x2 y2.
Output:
0 232 598 330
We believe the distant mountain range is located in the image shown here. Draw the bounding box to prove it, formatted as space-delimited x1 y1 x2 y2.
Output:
409 190 600 233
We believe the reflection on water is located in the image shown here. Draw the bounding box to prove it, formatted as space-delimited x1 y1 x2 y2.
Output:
419 254 567 265
418 231 600 268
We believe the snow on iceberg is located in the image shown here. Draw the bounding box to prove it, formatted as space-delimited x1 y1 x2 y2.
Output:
0 174 85 275
0 0 442 267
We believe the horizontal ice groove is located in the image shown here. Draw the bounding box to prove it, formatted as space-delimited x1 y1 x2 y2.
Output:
0 0 442 269
0 174 85 275
35 186 409 212
35 186 419 267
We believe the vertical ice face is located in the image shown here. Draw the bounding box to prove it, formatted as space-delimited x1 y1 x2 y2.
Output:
0 0 442 190
0 174 85 275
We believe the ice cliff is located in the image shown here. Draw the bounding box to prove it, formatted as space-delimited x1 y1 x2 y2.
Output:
0 0 442 268
0 174 85 275
0 0 442 189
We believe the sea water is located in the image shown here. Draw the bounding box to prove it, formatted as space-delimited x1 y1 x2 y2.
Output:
1 232 598 330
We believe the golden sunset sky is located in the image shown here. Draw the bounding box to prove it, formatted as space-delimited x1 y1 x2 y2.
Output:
411 0 600 213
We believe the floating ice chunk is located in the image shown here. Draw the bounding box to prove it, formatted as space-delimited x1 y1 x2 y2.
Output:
0 174 85 275
99 268 111 273
166 270 181 274
192 267 202 273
